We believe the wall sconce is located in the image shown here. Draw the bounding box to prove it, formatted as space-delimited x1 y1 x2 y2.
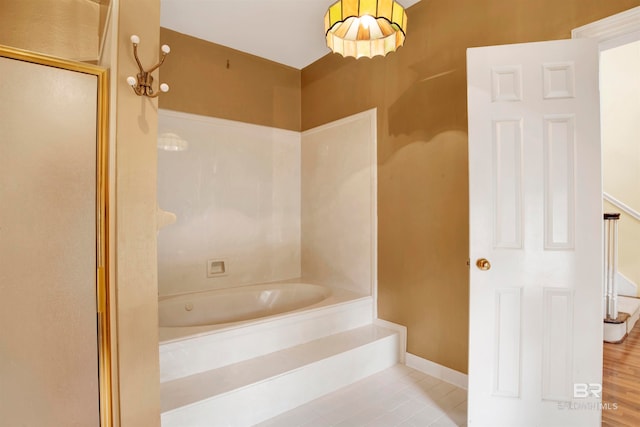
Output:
126 35 170 98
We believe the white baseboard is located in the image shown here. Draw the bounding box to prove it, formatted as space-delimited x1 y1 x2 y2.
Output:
374 318 407 364
405 353 468 390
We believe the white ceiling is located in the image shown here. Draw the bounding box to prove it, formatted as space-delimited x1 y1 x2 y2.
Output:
160 0 421 70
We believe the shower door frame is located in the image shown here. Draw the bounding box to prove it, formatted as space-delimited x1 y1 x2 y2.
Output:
0 45 113 427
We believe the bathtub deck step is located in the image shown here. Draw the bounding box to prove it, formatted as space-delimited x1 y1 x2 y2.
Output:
161 324 400 427
160 294 374 383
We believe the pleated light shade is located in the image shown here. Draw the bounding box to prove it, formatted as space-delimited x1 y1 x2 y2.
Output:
324 0 408 59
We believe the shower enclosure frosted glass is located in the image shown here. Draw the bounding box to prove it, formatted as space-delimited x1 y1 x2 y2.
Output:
0 54 100 426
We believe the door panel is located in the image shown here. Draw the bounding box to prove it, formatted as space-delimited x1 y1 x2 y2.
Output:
467 39 602 427
0 55 100 426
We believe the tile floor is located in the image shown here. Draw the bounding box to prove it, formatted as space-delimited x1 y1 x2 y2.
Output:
254 364 467 427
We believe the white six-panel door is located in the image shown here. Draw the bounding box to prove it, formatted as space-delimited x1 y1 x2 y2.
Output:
467 39 603 426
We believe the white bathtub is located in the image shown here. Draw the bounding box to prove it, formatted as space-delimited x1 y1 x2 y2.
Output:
159 282 372 382
159 282 331 337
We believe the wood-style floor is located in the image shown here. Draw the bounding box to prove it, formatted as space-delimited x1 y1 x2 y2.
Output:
603 323 640 426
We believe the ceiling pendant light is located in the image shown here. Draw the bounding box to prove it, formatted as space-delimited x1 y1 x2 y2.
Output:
324 0 408 59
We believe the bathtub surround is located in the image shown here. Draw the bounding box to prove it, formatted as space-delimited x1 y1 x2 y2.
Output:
157 108 377 298
302 109 378 297
157 109 302 295
157 109 382 425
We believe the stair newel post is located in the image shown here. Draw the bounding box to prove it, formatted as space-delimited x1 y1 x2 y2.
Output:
604 212 621 321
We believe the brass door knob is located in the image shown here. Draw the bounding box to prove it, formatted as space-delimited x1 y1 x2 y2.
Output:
476 258 491 271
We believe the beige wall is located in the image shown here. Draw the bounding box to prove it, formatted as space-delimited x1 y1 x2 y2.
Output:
301 0 640 373
0 0 100 61
602 41 640 212
601 41 640 293
102 0 161 425
98 0 111 54
159 28 301 131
